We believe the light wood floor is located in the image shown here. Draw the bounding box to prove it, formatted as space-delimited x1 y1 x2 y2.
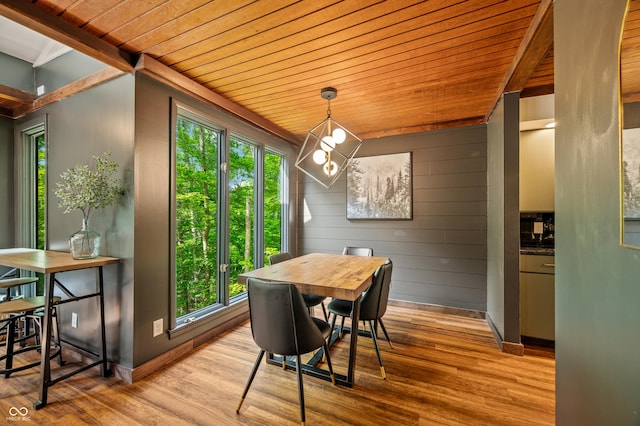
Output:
1 303 555 425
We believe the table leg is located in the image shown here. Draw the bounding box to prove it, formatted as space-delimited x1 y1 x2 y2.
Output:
96 267 110 377
347 298 361 385
35 273 55 410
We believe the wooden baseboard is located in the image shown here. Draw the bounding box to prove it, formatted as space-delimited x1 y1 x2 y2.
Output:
501 341 525 356
388 299 485 319
128 311 250 383
485 312 524 356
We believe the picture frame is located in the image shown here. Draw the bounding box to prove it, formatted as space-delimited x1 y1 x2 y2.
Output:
346 152 412 220
623 128 640 219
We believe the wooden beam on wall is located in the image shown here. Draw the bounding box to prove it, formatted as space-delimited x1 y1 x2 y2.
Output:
487 0 554 120
33 67 126 111
10 67 125 118
0 84 35 103
0 0 134 72
135 54 301 146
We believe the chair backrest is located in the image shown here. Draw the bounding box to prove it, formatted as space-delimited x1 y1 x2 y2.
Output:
247 278 326 356
359 259 393 321
269 252 292 265
342 246 373 256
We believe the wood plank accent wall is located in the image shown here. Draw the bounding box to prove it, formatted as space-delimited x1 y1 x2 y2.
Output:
298 124 487 311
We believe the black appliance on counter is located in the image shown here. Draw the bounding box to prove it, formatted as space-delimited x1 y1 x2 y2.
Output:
520 212 554 248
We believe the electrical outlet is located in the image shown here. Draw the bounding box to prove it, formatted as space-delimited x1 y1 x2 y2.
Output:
153 318 163 337
71 312 78 328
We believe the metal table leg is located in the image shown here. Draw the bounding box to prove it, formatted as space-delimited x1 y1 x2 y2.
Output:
346 298 360 385
35 272 55 409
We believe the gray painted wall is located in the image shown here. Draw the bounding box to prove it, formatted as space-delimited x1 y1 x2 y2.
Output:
486 93 521 345
0 116 14 277
35 50 106 95
298 125 488 311
0 52 33 92
556 0 640 424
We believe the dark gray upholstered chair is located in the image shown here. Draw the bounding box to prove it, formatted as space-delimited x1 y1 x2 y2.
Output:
269 253 328 321
334 246 393 350
328 259 393 379
341 246 374 257
237 278 335 425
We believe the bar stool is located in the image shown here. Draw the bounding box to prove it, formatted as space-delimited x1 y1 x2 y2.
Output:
0 296 62 378
1 277 39 345
0 277 38 302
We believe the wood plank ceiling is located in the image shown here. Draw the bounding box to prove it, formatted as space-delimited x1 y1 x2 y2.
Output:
622 0 640 104
0 0 555 144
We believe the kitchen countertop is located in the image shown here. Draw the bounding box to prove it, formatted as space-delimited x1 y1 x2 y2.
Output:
520 247 555 256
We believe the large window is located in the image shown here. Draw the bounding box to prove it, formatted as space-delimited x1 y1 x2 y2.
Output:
36 133 46 251
174 116 219 318
264 150 284 264
173 107 287 326
228 137 255 298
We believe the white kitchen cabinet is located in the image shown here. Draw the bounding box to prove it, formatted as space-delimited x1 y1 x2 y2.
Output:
520 129 555 212
520 255 555 341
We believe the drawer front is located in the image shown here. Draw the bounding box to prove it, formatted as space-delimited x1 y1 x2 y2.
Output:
520 254 555 274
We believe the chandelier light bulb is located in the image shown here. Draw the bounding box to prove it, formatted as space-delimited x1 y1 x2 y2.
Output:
312 149 327 165
332 128 346 144
323 160 338 176
320 136 335 152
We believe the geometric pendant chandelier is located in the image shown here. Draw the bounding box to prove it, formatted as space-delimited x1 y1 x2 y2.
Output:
295 87 363 189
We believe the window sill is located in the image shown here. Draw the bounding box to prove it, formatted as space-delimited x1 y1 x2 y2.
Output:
167 298 248 340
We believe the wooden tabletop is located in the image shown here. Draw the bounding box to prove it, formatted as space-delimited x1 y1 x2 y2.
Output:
239 253 388 301
0 249 120 274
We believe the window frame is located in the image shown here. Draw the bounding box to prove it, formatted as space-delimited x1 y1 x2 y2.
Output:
13 115 47 297
169 100 289 337
15 116 48 248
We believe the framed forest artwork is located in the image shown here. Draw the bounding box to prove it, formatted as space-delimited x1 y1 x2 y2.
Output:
623 127 640 219
346 152 412 220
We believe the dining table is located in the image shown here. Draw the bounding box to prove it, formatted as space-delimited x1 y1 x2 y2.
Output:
0 248 119 409
238 252 388 387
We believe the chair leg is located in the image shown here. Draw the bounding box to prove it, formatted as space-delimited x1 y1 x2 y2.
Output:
236 350 265 414
295 354 306 426
320 302 328 322
378 318 393 349
368 320 386 379
51 308 65 366
329 313 337 344
322 342 336 385
339 316 346 339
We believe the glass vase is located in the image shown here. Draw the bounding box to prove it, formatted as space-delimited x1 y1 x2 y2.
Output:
69 218 101 259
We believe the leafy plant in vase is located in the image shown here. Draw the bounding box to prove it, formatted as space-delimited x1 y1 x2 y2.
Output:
54 152 124 259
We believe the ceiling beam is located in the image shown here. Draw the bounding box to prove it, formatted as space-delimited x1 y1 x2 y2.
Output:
487 0 554 119
8 67 126 119
33 67 126 111
0 0 134 72
0 84 35 103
